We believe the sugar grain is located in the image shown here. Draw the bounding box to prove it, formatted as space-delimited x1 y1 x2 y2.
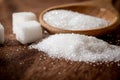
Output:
43 10 109 30
30 34 120 63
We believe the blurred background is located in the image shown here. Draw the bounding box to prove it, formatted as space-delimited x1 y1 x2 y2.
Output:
0 0 120 80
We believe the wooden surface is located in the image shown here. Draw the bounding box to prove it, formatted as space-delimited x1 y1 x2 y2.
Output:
0 0 120 80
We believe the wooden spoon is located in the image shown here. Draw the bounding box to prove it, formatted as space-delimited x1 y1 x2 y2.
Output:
39 0 119 36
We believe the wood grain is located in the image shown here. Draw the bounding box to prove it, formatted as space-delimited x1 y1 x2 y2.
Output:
0 0 120 80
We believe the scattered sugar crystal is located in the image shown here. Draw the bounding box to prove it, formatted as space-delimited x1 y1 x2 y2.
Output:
16 21 42 44
51 62 54 65
43 67 46 70
12 12 37 33
0 23 4 44
43 10 109 30
19 62 24 65
58 72 61 75
30 34 120 63
118 63 120 66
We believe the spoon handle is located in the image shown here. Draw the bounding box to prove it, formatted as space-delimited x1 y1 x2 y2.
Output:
97 0 112 3
81 0 118 16
91 0 112 8
96 0 118 15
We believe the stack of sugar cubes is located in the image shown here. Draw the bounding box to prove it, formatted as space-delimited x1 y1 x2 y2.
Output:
12 12 42 44
0 23 4 44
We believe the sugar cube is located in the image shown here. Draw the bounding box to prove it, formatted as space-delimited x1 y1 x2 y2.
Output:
0 23 4 44
12 12 37 33
15 21 42 44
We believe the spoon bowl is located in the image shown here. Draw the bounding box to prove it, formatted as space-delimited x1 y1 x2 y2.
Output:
39 0 119 36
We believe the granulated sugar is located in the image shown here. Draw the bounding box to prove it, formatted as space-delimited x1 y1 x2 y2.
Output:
30 34 120 63
43 10 109 30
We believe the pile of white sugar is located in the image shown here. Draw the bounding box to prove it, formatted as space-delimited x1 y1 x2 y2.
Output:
43 10 109 30
30 34 120 62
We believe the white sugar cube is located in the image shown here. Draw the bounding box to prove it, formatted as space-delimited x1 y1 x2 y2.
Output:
15 21 42 44
0 23 4 44
12 12 37 33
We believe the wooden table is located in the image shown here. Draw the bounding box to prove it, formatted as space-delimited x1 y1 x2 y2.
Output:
0 0 120 80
